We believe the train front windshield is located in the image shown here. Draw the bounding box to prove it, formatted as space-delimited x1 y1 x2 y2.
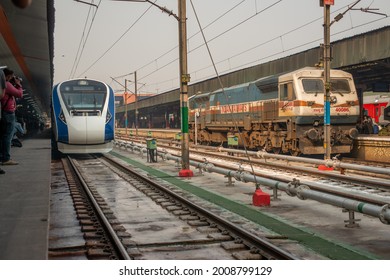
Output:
59 80 107 113
302 78 351 94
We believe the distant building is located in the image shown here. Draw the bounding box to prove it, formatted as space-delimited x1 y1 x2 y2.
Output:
114 92 155 106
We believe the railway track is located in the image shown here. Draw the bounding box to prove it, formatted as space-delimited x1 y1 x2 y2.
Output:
49 157 129 260
114 139 390 231
117 139 390 204
49 154 300 260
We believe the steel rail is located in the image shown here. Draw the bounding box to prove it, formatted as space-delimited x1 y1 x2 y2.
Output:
115 138 390 176
67 156 132 260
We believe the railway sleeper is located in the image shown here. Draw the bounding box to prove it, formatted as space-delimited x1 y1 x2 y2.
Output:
112 224 127 232
77 213 94 220
49 249 87 258
104 213 117 220
154 198 170 204
79 219 95 226
232 251 263 260
116 231 132 238
82 225 99 232
207 233 233 241
86 240 109 248
75 209 89 215
101 209 114 215
144 190 161 196
165 205 183 211
172 209 192 216
187 220 209 226
221 241 247 251
87 248 113 259
83 232 105 239
179 214 200 221
127 247 142 257
72 196 86 202
159 201 176 207
107 218 121 225
122 239 137 247
196 226 220 234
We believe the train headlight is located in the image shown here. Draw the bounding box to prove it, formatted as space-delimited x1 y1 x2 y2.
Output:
106 110 112 123
59 110 67 124
348 128 359 139
330 96 338 104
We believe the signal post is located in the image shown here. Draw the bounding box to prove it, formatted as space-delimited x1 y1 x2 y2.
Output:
178 0 193 177
321 0 333 160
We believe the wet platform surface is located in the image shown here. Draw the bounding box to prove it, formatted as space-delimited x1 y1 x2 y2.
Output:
0 132 51 260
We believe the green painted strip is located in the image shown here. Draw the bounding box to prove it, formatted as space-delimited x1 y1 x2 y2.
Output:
110 151 379 260
357 202 365 213
181 106 189 133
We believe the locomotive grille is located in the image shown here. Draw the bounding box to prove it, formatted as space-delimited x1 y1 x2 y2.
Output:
262 101 279 121
70 110 101 116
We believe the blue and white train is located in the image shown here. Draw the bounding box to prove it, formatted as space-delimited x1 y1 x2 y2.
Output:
52 78 115 154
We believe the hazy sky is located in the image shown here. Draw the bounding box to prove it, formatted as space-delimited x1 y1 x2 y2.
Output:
53 0 390 94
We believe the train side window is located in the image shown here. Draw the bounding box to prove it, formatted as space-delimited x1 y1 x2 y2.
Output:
280 83 295 101
189 99 196 109
209 94 217 106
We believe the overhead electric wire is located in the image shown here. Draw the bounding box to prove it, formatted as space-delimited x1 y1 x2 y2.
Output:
188 16 388 86
113 0 249 88
160 1 388 92
113 0 248 81
76 1 155 78
69 0 101 79
69 5 92 79
75 0 387 94
73 0 102 78
128 0 284 93
190 0 262 187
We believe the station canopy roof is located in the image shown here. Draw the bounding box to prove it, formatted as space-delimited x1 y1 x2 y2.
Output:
0 0 54 119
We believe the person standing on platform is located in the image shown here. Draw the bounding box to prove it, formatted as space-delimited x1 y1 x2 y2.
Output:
0 68 23 165
0 69 5 174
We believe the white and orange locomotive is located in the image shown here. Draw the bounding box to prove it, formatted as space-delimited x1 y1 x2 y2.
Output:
189 67 359 156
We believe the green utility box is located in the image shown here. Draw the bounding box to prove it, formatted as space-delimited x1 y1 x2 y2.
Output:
228 135 238 146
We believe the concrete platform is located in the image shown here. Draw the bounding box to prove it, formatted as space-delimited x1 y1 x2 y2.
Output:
0 133 51 260
352 135 390 163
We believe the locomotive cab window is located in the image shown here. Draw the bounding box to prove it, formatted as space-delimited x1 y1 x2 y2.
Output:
60 80 107 113
280 82 296 101
302 79 324 94
330 79 351 93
